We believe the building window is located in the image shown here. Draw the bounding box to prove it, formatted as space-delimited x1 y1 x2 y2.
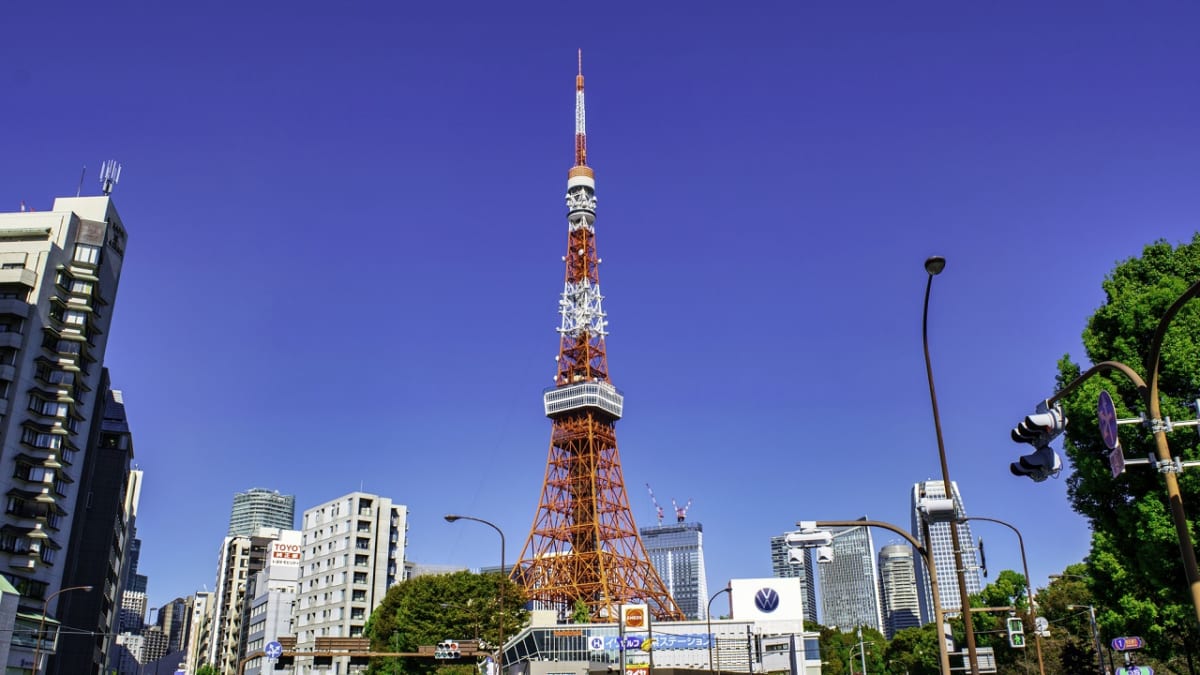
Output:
72 244 101 265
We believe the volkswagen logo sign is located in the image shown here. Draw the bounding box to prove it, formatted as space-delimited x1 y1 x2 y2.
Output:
754 588 780 613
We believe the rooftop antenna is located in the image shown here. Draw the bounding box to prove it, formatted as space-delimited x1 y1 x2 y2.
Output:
645 484 664 526
99 160 121 196
76 165 86 197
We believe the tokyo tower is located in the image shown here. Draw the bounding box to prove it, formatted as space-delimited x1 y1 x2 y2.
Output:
513 52 684 622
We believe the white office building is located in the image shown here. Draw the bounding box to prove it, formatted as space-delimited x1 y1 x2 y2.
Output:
243 530 302 675
878 543 922 638
817 520 883 633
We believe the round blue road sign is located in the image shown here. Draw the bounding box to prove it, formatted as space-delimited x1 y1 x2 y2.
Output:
1098 390 1119 450
265 641 283 659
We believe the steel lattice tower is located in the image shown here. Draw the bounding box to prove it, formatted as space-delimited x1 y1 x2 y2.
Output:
513 53 683 622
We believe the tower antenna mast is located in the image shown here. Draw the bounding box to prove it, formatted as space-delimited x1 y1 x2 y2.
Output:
646 484 664 526
99 160 121 196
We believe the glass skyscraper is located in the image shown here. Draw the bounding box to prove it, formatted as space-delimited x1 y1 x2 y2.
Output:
817 519 883 633
639 522 708 619
227 487 296 536
910 480 982 624
769 533 819 624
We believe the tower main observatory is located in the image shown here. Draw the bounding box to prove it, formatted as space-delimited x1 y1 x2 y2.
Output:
513 53 684 622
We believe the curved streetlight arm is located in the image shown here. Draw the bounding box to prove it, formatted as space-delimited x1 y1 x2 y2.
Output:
444 515 507 671
814 519 951 675
706 586 731 675
960 516 1045 675
33 584 93 675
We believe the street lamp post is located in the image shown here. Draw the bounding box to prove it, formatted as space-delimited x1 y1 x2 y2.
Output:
706 586 730 675
811 519 951 675
445 514 507 674
33 584 92 675
1068 604 1106 675
922 256 980 674
1029 277 1200 622
961 516 1045 675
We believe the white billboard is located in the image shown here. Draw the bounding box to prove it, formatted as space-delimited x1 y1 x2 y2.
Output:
729 578 805 622
268 529 303 569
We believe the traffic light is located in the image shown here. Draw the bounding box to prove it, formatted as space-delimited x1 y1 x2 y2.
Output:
1010 402 1067 482
436 641 462 659
1006 617 1026 648
1011 405 1067 446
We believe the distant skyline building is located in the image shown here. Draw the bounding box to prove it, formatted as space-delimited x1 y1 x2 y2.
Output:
293 491 407 674
0 196 130 674
769 533 818 624
817 519 883 633
228 488 296 536
877 543 921 638
910 480 982 623
640 522 709 620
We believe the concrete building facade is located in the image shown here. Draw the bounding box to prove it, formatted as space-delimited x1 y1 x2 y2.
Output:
293 492 407 674
243 529 301 675
0 196 129 672
208 530 280 673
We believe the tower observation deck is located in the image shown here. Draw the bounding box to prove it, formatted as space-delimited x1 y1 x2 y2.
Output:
513 53 684 622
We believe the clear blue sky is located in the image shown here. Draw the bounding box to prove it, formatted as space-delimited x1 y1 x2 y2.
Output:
3 2 1199 617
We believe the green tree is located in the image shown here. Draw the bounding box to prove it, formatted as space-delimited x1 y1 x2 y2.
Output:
365 570 528 675
571 598 591 624
195 666 219 675
1054 235 1200 669
882 624 939 675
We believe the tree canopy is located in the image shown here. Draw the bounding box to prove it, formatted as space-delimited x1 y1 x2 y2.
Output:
365 570 528 675
1054 234 1200 667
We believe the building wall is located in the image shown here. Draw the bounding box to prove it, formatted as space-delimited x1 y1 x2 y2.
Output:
910 481 981 623
209 532 279 673
769 533 818 624
0 197 128 671
228 489 296 537
183 592 213 674
293 492 407 674
877 543 921 638
640 522 707 620
53 378 138 675
817 522 883 633
243 530 301 675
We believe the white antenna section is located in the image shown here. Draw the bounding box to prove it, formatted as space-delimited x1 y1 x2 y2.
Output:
99 160 122 196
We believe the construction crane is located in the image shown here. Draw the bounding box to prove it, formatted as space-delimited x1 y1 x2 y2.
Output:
645 484 664 526
671 497 693 523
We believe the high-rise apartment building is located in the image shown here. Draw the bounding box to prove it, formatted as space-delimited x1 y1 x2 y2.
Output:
156 597 190 654
229 488 296 536
769 533 818 624
53 377 140 675
208 530 281 673
910 480 982 623
877 543 921 638
817 520 883 633
293 492 407 674
0 196 129 672
640 522 708 620
183 592 214 675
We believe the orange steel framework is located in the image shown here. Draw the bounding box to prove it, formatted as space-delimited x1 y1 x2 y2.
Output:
513 52 684 622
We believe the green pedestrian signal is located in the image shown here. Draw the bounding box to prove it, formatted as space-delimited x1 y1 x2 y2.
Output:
1007 617 1026 649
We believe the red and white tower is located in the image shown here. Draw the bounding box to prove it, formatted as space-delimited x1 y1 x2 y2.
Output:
513 53 683 622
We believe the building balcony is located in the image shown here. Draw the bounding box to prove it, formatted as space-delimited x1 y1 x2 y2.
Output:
0 299 30 319
0 267 37 288
0 332 21 350
0 364 14 382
